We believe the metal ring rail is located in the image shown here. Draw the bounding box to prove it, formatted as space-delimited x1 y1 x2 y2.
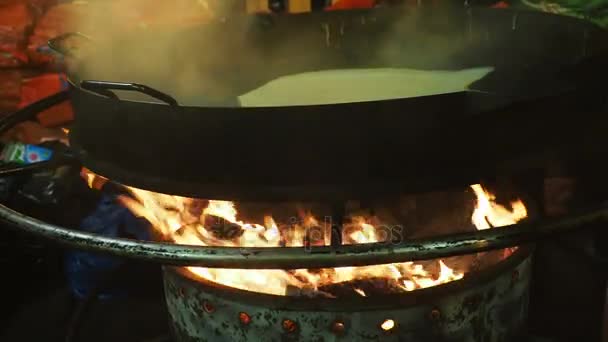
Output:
0 92 606 269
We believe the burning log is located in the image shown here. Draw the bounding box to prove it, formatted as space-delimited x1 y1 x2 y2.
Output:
285 279 410 299
180 199 208 225
318 278 407 298
203 214 244 240
285 285 332 298
405 190 477 239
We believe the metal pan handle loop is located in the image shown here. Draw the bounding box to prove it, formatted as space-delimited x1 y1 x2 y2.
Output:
48 32 93 57
80 81 179 106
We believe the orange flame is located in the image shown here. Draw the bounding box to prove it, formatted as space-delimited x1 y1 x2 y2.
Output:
107 182 527 297
80 168 108 190
470 184 528 230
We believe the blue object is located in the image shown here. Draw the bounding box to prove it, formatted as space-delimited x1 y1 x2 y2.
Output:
0 142 53 165
65 194 150 299
24 144 54 163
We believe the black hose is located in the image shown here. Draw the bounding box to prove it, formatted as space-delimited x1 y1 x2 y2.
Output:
0 91 77 176
0 90 70 134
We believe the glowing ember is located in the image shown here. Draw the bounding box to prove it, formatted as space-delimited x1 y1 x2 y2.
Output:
381 319 395 331
353 288 367 297
105 181 528 297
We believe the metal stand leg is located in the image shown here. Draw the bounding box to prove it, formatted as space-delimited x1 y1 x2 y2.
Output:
331 202 344 248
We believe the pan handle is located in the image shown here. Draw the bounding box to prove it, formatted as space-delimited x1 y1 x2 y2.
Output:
48 32 93 57
80 80 179 106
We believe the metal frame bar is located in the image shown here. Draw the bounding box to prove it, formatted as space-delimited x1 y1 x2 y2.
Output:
0 200 606 269
0 92 606 269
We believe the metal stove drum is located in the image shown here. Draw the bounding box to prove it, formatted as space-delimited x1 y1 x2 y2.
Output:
163 252 533 342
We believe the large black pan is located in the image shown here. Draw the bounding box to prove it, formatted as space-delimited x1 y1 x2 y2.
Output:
53 6 608 201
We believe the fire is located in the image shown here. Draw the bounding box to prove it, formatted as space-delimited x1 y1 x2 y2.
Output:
470 184 528 230
73 165 527 298
80 168 108 191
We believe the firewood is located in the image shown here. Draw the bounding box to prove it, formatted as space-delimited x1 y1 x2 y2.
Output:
203 214 243 240
319 277 405 298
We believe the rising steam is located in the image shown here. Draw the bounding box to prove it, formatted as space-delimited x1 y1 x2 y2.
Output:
68 1 491 107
